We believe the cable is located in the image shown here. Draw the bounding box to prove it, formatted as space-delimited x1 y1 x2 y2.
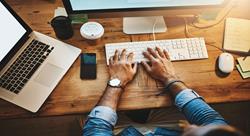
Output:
190 1 236 29
152 18 158 41
181 1 237 52
206 42 225 52
183 17 225 52
183 18 194 38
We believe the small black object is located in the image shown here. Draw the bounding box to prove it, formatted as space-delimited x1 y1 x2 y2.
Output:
51 16 73 40
80 53 97 79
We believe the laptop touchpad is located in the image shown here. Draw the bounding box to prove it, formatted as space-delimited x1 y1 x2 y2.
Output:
34 63 63 87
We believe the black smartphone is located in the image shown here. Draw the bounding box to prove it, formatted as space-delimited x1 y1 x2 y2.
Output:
80 53 97 79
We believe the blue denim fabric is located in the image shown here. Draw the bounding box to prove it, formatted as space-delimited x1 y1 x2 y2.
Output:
83 89 227 136
88 106 117 126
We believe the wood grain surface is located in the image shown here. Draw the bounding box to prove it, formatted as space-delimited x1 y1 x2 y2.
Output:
0 0 249 119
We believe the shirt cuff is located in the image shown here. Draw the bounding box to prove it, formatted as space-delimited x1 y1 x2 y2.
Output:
88 106 118 126
175 89 202 111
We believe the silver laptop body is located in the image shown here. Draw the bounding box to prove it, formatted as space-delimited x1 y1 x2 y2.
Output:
0 1 81 112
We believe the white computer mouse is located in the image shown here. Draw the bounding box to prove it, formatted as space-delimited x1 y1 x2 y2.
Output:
218 52 234 73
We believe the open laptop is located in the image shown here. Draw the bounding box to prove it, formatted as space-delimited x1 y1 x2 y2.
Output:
0 1 81 112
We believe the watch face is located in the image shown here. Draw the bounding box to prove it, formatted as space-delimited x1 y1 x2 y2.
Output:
110 78 121 86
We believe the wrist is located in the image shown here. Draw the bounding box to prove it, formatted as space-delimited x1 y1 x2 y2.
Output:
169 82 187 91
164 79 187 91
106 85 123 92
162 76 179 86
166 81 188 98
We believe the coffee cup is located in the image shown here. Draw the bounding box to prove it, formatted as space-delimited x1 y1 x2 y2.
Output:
80 22 104 45
51 16 73 40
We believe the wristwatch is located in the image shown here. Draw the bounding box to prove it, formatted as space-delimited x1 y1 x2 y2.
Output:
108 78 123 88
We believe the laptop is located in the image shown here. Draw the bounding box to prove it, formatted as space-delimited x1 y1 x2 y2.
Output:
0 1 81 112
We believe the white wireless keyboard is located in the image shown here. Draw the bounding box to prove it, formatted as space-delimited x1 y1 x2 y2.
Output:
105 37 208 65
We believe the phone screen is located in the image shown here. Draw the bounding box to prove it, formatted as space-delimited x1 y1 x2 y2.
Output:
80 53 96 79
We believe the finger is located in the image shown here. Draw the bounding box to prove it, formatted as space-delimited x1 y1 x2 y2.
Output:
120 49 127 61
148 48 160 59
132 62 138 74
141 61 151 72
113 50 119 62
163 50 170 60
109 57 113 65
156 46 165 58
143 51 155 62
127 52 134 63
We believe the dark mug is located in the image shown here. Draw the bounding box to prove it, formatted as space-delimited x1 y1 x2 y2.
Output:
51 16 73 40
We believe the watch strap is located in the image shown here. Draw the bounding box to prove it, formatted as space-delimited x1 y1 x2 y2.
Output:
107 83 124 90
156 80 185 96
164 80 185 91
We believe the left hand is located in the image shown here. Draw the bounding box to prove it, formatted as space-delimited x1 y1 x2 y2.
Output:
108 49 138 87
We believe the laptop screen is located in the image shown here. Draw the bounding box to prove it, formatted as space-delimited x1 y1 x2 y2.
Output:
0 2 27 62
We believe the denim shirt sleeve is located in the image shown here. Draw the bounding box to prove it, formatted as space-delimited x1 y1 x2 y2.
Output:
175 89 227 126
83 106 117 136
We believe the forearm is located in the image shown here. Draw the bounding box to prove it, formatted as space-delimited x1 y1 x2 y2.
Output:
171 85 227 126
182 98 227 125
141 47 227 126
97 86 123 111
164 80 226 125
83 49 137 135
83 86 123 136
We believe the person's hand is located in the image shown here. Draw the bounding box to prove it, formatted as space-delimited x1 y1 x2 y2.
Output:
109 49 138 87
141 47 178 86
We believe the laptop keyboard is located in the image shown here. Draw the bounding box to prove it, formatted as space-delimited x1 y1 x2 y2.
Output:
0 39 54 94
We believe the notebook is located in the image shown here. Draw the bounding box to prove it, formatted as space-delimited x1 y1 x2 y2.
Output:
236 64 250 79
237 57 250 72
223 18 250 53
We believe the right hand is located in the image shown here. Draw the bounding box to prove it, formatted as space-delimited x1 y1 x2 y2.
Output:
141 47 178 86
108 49 138 88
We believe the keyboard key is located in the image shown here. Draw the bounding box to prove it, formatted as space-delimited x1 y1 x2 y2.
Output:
13 84 18 88
6 84 12 90
42 56 47 60
19 83 25 88
2 83 8 88
14 90 20 94
17 86 22 91
22 79 28 84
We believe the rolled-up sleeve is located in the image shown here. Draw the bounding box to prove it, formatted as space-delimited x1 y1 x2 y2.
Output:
83 106 118 136
175 89 227 126
175 89 202 111
88 106 118 126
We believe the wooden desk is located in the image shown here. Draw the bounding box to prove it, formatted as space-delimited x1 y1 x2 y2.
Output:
1 0 250 119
